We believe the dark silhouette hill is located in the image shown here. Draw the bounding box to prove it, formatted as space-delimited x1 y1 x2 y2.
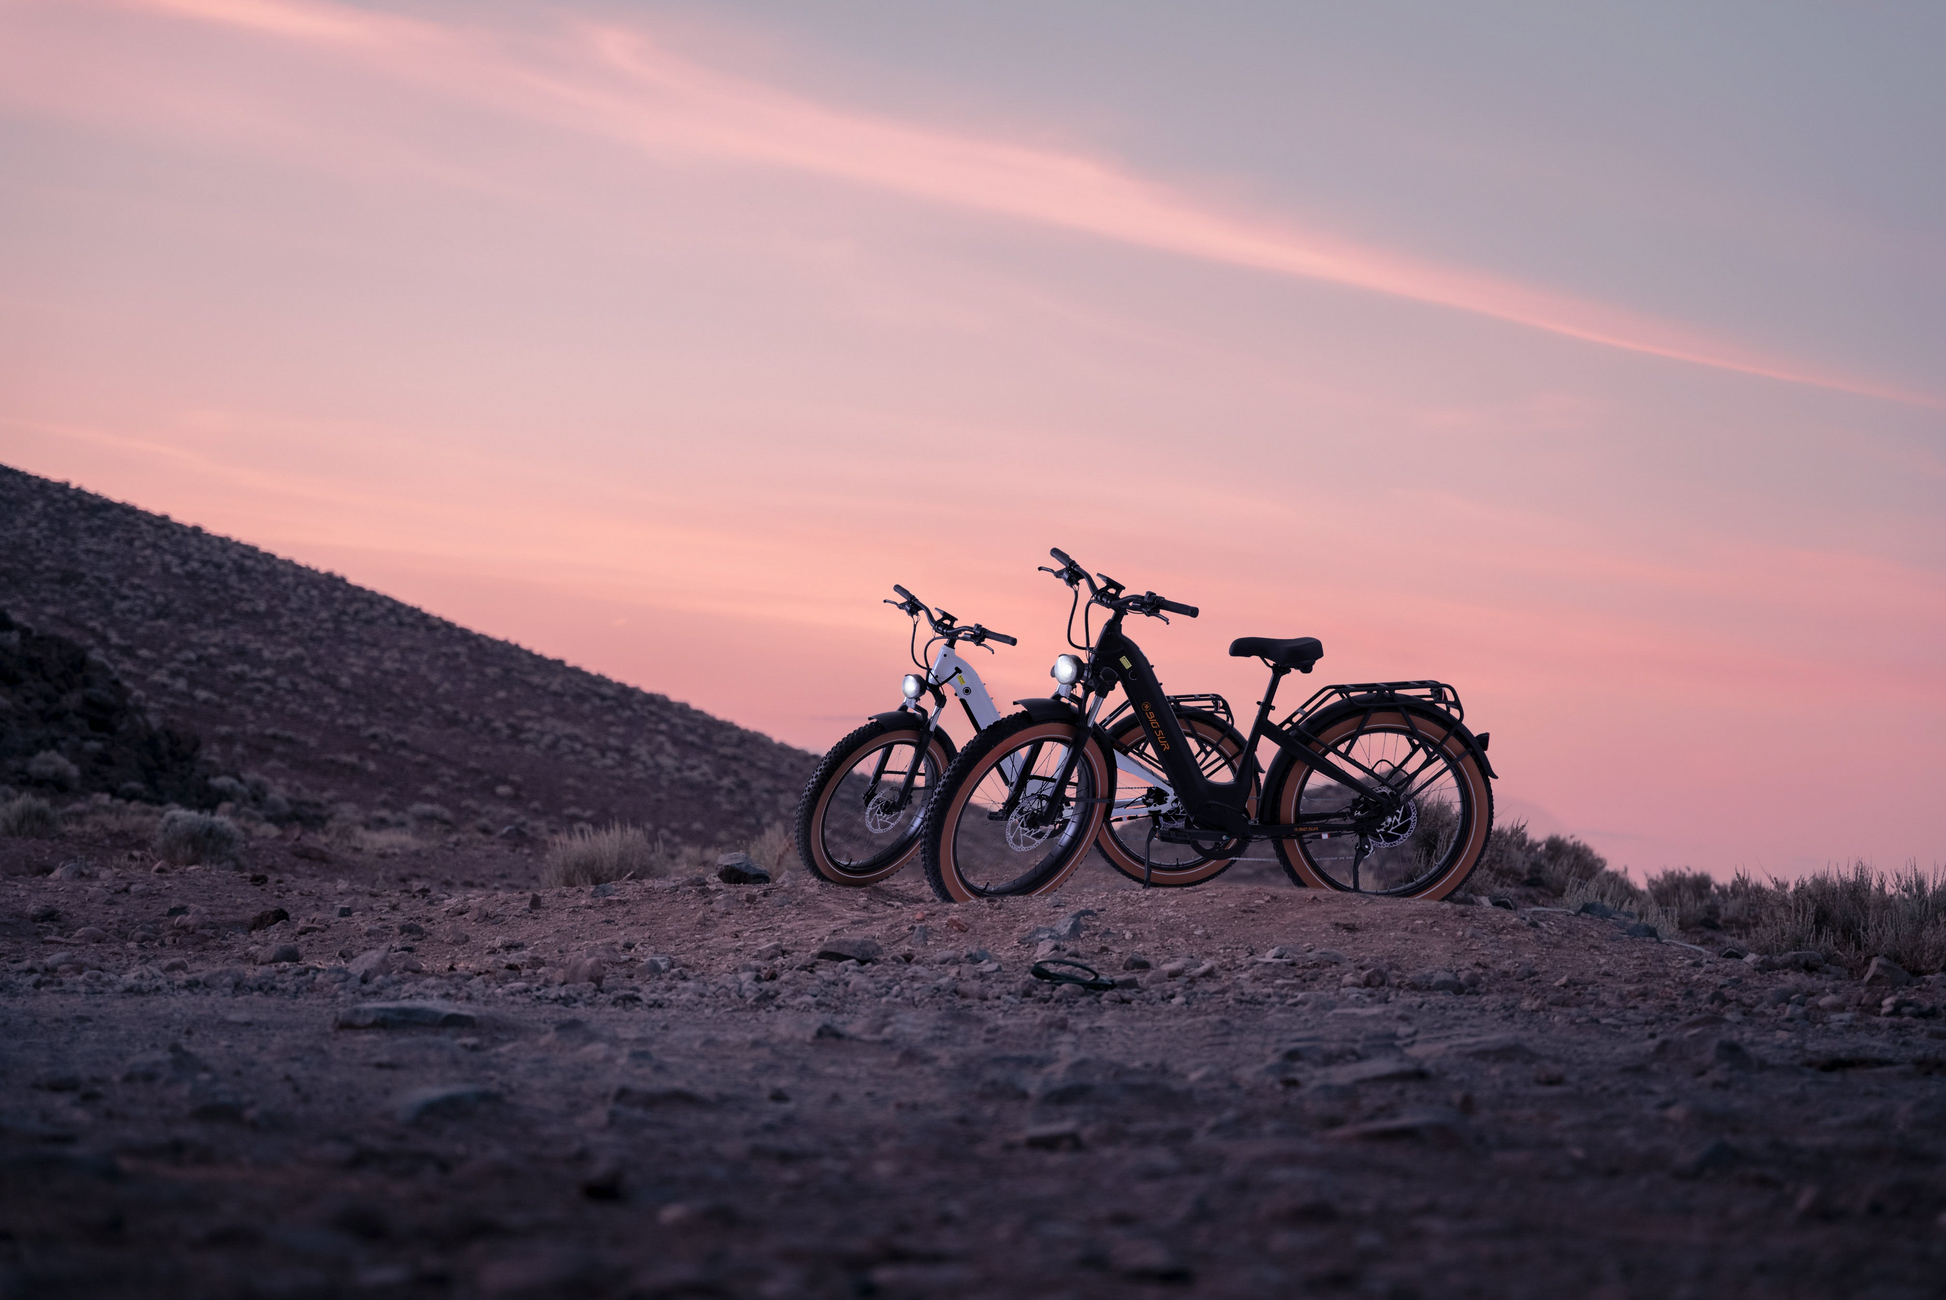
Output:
0 608 210 805
0 464 814 844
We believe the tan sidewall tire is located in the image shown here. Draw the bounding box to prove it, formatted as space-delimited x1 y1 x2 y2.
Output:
1271 709 1490 900
935 721 1111 903
1096 715 1252 886
805 732 951 886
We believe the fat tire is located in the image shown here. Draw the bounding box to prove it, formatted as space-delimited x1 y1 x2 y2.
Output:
795 718 954 887
1264 702 1492 900
921 711 1112 902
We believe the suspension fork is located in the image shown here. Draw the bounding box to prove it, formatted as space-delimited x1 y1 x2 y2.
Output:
1025 690 1108 823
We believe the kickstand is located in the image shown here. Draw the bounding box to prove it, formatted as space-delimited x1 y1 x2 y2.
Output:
1142 823 1158 889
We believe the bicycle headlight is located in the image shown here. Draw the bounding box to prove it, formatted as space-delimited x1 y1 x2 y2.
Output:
1050 654 1082 685
901 673 926 700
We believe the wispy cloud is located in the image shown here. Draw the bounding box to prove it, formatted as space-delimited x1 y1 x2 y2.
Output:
51 0 1936 409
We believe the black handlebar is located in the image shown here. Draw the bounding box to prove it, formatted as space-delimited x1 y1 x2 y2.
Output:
1154 596 1199 619
1049 547 1074 567
888 584 1013 648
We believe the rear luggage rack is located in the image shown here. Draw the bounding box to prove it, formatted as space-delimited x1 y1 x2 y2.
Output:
1283 680 1464 729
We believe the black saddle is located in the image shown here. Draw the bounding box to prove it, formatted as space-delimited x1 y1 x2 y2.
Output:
1229 636 1323 673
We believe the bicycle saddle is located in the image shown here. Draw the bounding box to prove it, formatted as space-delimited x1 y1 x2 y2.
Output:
1229 636 1323 672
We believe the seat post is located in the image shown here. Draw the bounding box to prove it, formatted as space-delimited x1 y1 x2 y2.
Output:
1245 663 1290 748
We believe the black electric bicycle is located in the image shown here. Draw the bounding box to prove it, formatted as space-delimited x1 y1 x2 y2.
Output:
919 549 1496 902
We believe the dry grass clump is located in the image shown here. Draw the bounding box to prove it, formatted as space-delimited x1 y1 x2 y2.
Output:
0 795 61 839
156 810 244 866
25 750 80 791
1732 862 1946 976
543 822 669 887
744 822 799 875
63 800 162 841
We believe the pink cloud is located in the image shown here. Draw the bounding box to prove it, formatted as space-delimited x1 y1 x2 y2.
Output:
17 0 1933 408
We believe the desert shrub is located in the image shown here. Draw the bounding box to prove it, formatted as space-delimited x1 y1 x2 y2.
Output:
1645 869 1719 930
0 795 61 839
407 803 454 831
543 823 667 887
156 810 244 866
25 750 80 791
1734 862 1946 976
1473 820 1628 898
744 822 797 875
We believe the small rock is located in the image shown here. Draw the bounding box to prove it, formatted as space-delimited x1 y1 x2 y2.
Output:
817 937 882 964
1678 1137 1741 1178
1624 922 1659 940
716 853 771 885
336 1002 478 1030
247 908 289 933
1310 1058 1429 1088
70 926 107 944
397 1085 500 1125
348 949 392 983
1864 957 1912 988
565 956 606 989
258 943 301 965
397 921 425 938
1576 900 1618 920
1022 1123 1084 1151
1408 969 1464 994
1325 1108 1471 1147
1123 955 1152 971
290 843 331 863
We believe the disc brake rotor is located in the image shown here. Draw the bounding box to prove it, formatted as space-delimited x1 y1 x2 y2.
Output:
1005 793 1059 851
863 792 909 835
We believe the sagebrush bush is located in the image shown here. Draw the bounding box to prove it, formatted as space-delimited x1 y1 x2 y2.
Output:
25 750 80 791
0 795 61 839
543 823 667 887
156 810 244 865
1474 821 1626 898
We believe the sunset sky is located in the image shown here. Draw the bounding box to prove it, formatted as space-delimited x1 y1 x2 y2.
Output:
3 0 1941 880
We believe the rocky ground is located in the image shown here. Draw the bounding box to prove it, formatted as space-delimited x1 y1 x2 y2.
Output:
4 827 1945 1300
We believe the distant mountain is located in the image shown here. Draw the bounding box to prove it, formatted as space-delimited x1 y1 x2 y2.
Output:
0 464 815 844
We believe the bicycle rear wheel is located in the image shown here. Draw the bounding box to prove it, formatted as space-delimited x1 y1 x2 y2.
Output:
921 712 1112 902
796 718 953 886
1095 708 1253 886
1265 704 1491 899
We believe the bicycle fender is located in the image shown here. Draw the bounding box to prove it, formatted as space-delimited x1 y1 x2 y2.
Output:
1010 697 1085 726
1289 697 1498 782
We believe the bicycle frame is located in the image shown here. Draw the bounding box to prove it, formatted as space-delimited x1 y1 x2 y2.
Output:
1074 609 1399 843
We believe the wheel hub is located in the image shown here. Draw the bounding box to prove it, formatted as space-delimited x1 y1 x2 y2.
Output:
1005 795 1060 851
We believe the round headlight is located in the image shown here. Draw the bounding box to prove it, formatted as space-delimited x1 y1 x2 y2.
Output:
1050 654 1082 685
901 673 926 700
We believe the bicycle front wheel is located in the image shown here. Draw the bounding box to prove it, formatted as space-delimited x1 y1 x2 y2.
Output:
921 712 1112 902
1265 704 1492 899
795 718 953 886
1095 708 1254 886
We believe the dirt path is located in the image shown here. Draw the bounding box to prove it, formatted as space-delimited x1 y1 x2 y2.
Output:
4 836 1944 1298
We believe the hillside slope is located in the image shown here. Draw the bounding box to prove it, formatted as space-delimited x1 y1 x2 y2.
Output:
0 464 814 843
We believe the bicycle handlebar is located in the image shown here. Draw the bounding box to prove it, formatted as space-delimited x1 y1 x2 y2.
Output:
1153 596 1199 619
888 584 1014 648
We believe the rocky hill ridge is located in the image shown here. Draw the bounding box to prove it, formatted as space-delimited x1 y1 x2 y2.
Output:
0 463 815 843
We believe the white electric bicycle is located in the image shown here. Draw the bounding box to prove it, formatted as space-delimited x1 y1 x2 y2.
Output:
795 586 1019 886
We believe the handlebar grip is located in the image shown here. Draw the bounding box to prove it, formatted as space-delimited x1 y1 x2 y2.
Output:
1157 597 1199 618
984 630 1018 646
1049 547 1074 567
892 584 917 604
